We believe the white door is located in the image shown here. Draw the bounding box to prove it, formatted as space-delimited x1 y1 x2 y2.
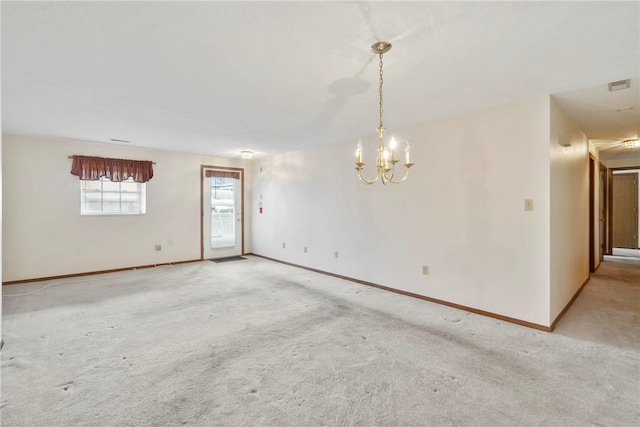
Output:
202 168 243 259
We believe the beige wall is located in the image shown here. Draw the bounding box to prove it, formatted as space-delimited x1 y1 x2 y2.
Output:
549 99 590 324
601 157 640 169
2 134 251 282
252 96 553 327
4 96 597 328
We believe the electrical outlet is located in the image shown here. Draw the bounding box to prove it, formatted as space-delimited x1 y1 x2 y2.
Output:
155 244 162 251
282 243 286 249
422 265 429 275
304 247 308 253
334 251 339 258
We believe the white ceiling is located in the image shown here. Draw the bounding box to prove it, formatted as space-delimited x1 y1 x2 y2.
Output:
2 1 639 159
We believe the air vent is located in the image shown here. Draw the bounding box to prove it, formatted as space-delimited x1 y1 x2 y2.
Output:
608 79 630 91
110 138 130 143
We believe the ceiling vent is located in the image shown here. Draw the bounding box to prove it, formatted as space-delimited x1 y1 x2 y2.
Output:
608 79 630 91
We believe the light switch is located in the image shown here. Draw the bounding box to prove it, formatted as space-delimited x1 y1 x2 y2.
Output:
524 199 533 211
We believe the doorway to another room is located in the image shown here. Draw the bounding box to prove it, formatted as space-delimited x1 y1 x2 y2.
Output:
611 169 639 259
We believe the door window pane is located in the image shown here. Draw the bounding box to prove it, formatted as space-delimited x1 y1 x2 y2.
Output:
211 177 235 248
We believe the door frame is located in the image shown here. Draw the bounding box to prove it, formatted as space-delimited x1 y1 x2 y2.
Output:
200 165 245 260
589 155 595 272
608 166 640 253
599 162 607 262
606 167 613 255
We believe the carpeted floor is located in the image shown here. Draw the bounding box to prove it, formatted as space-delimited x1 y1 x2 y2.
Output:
1 255 639 426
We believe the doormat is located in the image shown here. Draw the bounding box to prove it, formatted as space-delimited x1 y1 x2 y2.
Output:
211 256 247 263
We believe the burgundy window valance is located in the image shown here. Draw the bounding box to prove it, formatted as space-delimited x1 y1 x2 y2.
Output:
205 170 240 180
70 155 154 183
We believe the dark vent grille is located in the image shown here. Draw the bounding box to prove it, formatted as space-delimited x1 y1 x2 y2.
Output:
608 79 630 91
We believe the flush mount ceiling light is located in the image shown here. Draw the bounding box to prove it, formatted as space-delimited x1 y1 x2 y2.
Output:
240 150 254 159
621 139 640 149
355 41 414 185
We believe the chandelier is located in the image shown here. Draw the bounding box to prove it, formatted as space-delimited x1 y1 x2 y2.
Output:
355 41 413 185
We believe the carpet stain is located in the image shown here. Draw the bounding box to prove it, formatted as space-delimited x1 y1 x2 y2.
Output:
56 381 74 391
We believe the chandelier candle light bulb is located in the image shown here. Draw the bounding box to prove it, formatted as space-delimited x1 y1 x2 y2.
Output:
355 41 414 185
389 136 398 162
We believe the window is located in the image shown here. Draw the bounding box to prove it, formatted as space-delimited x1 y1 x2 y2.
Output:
81 177 146 215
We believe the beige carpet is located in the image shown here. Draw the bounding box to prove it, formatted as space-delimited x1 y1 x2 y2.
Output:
1 256 639 426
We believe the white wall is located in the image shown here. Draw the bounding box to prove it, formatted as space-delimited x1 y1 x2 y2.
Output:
252 97 552 327
601 156 640 169
549 99 590 324
2 134 251 282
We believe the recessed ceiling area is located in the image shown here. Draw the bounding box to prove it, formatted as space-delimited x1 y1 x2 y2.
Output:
2 1 639 159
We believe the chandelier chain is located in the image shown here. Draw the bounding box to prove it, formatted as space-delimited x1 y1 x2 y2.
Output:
378 53 384 128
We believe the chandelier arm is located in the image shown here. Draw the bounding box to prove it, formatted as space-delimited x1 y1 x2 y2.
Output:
356 168 379 185
381 165 395 184
386 166 412 184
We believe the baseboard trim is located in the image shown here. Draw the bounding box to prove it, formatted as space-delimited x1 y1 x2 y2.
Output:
549 275 590 331
249 253 552 332
2 259 202 286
